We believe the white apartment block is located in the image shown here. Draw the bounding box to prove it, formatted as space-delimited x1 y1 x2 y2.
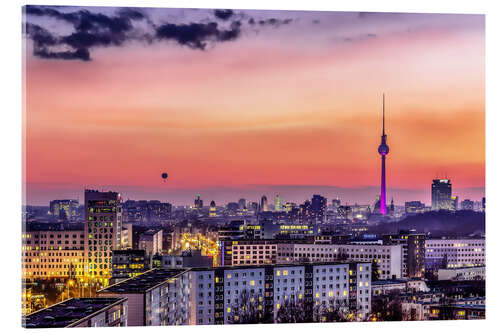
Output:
425 238 485 271
276 243 402 280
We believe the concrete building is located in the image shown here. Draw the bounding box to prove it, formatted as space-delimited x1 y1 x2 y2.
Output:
437 266 485 281
98 269 189 326
275 243 403 280
138 229 163 256
187 261 371 324
24 297 127 328
425 238 485 276
154 250 213 269
382 232 426 278
22 223 85 280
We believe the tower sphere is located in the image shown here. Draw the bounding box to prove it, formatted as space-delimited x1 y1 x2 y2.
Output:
378 143 389 155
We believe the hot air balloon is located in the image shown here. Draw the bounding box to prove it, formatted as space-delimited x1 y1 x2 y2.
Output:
161 172 168 182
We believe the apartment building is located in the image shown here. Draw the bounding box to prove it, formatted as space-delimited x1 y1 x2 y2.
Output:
97 269 189 326
425 238 485 276
275 243 402 280
22 223 86 280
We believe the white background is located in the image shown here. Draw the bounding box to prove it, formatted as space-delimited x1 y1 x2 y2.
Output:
1 0 498 332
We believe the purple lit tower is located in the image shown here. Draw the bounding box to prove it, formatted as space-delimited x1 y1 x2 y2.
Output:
377 94 389 215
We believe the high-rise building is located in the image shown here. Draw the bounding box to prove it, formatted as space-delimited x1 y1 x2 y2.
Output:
431 179 452 210
209 200 216 217
331 198 341 211
377 94 390 215
274 194 282 212
311 194 327 223
238 198 246 210
299 200 312 223
49 199 79 221
84 190 122 280
194 194 203 209
260 195 268 212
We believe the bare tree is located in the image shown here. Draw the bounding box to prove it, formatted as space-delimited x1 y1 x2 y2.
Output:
275 295 307 323
227 289 268 324
320 299 350 322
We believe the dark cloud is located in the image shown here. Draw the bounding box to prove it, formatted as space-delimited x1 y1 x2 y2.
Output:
24 5 296 60
35 47 91 61
25 23 89 61
214 9 234 21
340 33 377 43
25 5 149 61
156 20 241 50
257 18 293 27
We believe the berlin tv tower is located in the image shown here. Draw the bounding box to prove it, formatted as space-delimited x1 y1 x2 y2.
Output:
377 94 389 215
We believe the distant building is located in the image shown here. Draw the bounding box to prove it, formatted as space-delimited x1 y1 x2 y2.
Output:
209 201 216 217
299 200 312 223
194 194 203 209
238 198 246 210
431 179 452 211
138 229 163 256
405 201 426 215
350 204 371 221
111 249 149 284
226 202 239 214
260 195 268 212
122 200 172 224
451 196 459 211
274 194 282 211
460 199 474 211
311 194 327 223
49 199 79 221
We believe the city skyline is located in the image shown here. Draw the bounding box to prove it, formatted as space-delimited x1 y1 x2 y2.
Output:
24 7 485 206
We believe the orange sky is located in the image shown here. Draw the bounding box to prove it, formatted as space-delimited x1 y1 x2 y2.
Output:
23 8 484 205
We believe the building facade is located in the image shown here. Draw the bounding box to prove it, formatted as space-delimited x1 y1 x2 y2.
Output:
425 238 485 276
431 179 452 211
22 223 85 280
84 190 123 280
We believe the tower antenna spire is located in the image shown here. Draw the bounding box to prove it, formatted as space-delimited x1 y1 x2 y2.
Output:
382 93 385 135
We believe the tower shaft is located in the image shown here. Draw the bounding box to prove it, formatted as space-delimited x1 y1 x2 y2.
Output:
380 155 387 215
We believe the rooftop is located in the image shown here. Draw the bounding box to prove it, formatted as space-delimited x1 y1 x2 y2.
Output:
99 269 186 294
24 297 124 328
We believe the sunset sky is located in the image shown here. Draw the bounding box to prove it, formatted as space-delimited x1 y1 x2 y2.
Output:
23 6 485 206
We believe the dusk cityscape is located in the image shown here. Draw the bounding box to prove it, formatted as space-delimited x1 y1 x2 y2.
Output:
22 5 485 328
